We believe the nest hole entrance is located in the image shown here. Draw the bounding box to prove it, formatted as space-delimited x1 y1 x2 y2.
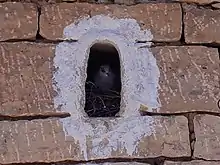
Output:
84 42 122 117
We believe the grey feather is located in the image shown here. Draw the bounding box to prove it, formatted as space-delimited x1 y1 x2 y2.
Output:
94 64 115 92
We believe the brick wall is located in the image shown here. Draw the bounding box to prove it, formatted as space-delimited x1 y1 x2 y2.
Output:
0 0 220 165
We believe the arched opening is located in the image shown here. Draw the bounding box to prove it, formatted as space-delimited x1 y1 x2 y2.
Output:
84 42 121 117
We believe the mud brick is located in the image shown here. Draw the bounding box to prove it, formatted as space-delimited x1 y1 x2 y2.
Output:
0 43 219 116
151 46 220 113
165 160 220 165
0 43 55 116
40 3 182 42
0 116 190 163
0 2 38 41
183 4 220 44
194 115 220 160
174 0 220 4
39 3 91 40
212 3 220 9
114 0 135 5
76 163 151 165
90 3 182 42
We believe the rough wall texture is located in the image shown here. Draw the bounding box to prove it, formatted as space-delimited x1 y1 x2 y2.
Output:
0 116 190 163
0 2 38 41
0 0 219 165
40 3 182 41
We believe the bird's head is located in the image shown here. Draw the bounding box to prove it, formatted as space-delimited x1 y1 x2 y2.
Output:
99 65 111 77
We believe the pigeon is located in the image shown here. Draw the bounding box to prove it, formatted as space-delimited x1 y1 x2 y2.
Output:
93 64 115 92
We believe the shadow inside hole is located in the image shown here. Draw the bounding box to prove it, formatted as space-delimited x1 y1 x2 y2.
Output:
84 43 121 117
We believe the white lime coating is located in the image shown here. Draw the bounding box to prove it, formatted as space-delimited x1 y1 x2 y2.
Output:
63 15 152 42
53 15 161 160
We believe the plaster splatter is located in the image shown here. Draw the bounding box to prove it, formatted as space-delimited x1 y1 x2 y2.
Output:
53 15 161 160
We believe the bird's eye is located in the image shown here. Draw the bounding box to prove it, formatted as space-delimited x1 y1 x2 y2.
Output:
101 67 105 72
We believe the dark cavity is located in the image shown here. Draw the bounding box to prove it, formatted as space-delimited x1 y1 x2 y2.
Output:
84 43 121 117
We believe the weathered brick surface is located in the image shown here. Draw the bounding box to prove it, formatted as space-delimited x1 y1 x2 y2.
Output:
184 5 220 44
77 163 150 165
1 43 219 116
194 115 220 160
39 3 91 40
152 46 220 113
0 43 55 116
114 0 135 5
212 3 220 9
175 0 220 4
0 116 190 163
164 161 220 165
0 2 38 41
2 0 220 4
40 3 182 42
92 3 182 42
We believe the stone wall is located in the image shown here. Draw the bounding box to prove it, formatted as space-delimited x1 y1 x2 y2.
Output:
0 0 219 165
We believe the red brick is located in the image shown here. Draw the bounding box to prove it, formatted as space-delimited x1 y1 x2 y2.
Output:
0 2 38 41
